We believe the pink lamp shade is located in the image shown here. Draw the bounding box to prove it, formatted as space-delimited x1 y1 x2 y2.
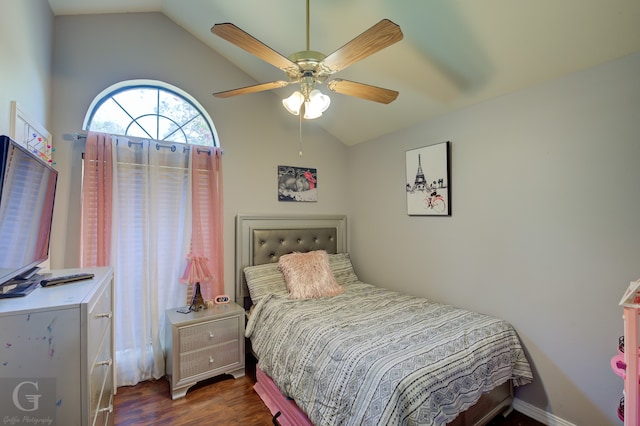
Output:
181 253 212 311
180 253 213 284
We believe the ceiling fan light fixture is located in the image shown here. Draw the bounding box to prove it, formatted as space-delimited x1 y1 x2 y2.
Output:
282 91 305 115
211 14 403 121
303 89 331 119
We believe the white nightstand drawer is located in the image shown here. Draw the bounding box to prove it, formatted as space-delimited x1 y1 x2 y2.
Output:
178 340 240 379
178 317 239 352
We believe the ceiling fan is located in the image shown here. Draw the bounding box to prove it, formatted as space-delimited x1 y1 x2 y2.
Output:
210 0 403 119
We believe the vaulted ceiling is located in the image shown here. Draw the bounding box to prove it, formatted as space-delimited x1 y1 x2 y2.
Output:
47 0 640 145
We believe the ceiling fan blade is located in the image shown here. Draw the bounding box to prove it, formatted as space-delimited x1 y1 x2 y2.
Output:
211 23 297 72
213 81 290 98
327 79 399 104
320 19 403 73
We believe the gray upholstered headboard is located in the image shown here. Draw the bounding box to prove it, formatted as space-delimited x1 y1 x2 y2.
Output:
235 214 347 308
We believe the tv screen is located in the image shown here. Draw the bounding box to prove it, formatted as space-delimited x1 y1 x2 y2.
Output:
0 135 58 293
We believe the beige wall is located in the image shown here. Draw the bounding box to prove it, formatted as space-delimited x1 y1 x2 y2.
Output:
347 52 640 426
0 0 53 135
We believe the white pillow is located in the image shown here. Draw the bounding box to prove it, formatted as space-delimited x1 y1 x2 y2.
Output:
327 252 359 286
243 262 288 305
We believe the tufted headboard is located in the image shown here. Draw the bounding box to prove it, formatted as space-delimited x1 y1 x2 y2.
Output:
235 214 347 308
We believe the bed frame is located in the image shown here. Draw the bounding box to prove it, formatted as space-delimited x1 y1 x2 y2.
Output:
235 213 513 426
235 214 347 310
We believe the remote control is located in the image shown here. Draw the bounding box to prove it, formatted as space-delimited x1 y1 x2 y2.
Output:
41 273 95 287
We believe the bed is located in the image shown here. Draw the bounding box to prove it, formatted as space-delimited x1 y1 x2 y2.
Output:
235 214 532 426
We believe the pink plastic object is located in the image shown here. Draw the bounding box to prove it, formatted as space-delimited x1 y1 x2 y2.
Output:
612 354 627 379
623 307 639 425
253 367 313 426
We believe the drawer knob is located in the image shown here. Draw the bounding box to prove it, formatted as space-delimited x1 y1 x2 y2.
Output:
96 358 112 367
98 405 113 414
209 332 215 338
209 356 215 364
96 312 112 319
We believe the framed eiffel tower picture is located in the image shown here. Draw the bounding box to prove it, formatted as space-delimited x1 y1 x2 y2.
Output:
405 141 451 216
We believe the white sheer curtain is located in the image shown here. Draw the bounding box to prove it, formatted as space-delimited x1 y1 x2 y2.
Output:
110 138 191 386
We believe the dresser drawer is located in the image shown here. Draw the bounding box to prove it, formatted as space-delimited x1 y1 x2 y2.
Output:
90 329 113 422
179 339 240 379
178 317 240 352
87 281 113 362
93 392 113 426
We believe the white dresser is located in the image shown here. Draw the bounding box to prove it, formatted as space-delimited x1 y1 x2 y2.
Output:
0 267 114 426
165 302 245 399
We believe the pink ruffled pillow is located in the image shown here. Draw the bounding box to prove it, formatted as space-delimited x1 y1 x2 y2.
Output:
278 250 344 299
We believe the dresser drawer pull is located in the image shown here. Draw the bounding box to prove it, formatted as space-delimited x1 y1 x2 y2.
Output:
208 331 215 338
98 405 113 414
95 312 112 319
96 358 112 367
209 356 215 364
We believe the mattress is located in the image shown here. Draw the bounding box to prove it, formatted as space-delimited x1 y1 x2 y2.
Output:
246 281 532 426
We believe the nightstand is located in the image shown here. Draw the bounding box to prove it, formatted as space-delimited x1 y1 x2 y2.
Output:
165 302 245 399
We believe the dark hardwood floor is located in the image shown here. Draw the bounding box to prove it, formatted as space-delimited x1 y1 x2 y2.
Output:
485 411 544 426
114 357 271 425
114 356 544 426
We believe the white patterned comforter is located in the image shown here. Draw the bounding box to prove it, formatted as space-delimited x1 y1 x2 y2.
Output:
246 282 532 426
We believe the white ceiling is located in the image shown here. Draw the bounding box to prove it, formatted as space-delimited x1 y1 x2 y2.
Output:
47 0 640 145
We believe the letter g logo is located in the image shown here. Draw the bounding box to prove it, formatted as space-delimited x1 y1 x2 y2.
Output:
12 381 41 412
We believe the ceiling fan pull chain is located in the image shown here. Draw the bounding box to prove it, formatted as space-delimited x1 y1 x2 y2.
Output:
298 108 304 157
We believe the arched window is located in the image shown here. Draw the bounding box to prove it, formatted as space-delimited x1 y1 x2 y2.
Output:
84 80 218 147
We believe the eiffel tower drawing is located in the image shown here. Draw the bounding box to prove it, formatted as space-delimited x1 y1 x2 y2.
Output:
413 154 427 191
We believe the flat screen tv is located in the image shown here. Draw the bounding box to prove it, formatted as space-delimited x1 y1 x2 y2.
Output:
0 135 58 296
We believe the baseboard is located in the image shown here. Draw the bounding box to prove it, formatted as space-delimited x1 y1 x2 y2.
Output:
512 398 577 426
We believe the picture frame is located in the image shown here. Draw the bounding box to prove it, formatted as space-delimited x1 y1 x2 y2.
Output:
9 101 53 164
405 141 450 216
277 165 318 202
